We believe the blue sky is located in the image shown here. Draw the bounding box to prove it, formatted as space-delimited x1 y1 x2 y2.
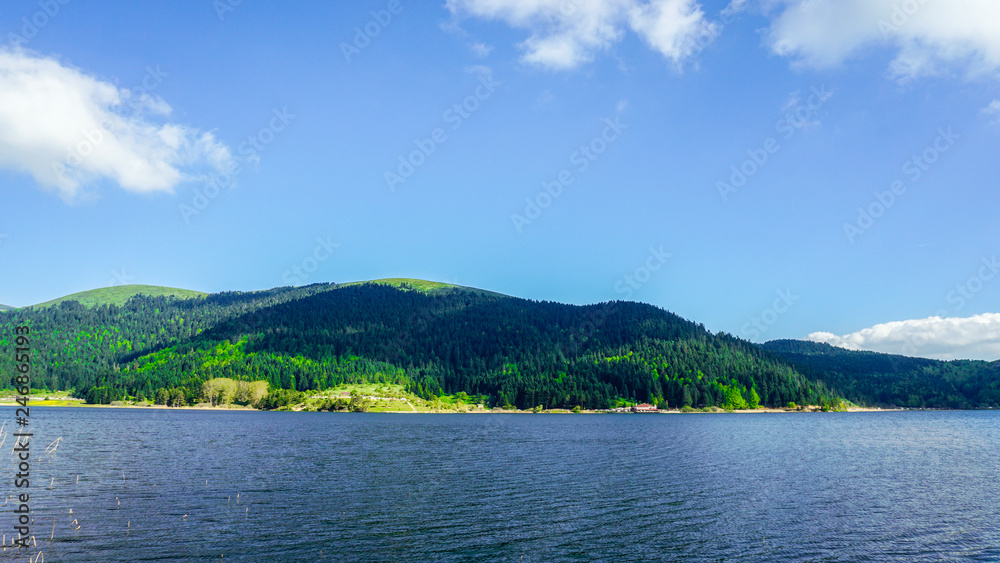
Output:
1 0 999 359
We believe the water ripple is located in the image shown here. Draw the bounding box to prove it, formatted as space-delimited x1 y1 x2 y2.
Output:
4 409 999 561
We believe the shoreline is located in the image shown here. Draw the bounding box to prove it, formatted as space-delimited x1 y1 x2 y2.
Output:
0 399 901 414
0 398 255 411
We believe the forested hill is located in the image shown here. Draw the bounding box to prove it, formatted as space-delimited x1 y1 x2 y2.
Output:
1 280 840 410
762 340 1000 408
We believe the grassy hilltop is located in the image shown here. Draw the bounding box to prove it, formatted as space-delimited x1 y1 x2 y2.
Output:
6 280 996 410
0 279 847 411
29 285 207 309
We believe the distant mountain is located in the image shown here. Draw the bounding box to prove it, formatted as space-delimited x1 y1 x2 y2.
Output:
762 339 1000 408
0 280 840 410
0 304 14 311
29 285 207 309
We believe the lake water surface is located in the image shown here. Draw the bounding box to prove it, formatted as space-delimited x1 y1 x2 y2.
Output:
3 408 999 561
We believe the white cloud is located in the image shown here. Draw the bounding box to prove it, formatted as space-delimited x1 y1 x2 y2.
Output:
808 313 1000 361
629 0 718 63
721 0 747 19
763 0 1000 80
0 49 234 200
445 0 717 70
984 99 1000 123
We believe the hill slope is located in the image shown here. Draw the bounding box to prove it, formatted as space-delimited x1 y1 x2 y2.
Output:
30 285 207 309
1 280 839 409
0 304 14 311
763 340 1000 408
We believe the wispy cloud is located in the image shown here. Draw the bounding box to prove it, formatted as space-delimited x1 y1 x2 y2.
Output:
464 64 494 76
445 0 717 70
764 0 1000 81
808 313 1000 361
469 42 494 57
984 99 1000 124
534 89 555 109
720 0 747 19
0 48 234 201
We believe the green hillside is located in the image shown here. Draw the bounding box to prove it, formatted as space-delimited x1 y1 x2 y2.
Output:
762 339 1000 408
30 285 207 309
0 281 841 410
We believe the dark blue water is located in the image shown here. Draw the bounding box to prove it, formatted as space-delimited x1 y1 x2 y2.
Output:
2 409 999 561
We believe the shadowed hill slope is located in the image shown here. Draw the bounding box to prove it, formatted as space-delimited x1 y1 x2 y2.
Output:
2 281 838 409
763 339 1000 408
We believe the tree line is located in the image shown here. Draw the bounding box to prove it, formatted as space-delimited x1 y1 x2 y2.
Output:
763 339 1000 408
1 283 843 409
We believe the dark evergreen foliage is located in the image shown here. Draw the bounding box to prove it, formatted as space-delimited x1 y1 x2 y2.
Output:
763 339 1000 408
1 282 838 409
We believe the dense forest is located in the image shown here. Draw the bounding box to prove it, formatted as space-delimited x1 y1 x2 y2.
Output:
763 340 1000 408
0 281 839 410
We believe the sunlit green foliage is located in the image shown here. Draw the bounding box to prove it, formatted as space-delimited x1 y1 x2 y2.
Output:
1 282 844 410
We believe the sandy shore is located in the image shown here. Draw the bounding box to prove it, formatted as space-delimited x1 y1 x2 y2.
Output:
0 399 256 411
0 398 894 414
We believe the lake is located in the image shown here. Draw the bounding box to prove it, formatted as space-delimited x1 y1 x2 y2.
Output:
3 408 999 561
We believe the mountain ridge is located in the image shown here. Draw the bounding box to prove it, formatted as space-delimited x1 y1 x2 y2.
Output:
762 339 1000 408
26 278 499 309
7 281 996 410
29 284 208 309
1 280 839 410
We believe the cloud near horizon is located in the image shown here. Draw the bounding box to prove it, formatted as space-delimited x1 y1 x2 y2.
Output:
808 313 1000 361
764 0 1000 80
445 0 719 70
0 49 234 200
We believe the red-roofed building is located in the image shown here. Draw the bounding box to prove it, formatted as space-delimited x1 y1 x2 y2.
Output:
631 403 658 413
